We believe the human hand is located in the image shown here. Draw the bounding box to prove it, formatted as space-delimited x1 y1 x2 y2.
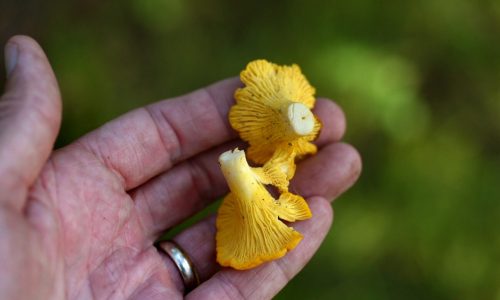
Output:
0 36 361 299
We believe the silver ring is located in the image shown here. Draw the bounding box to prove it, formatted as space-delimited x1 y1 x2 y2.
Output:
156 240 200 293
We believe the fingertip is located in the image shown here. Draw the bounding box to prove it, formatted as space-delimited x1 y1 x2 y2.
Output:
7 35 42 50
314 98 346 146
339 142 363 186
5 35 48 70
292 142 362 201
3 35 62 124
320 142 362 198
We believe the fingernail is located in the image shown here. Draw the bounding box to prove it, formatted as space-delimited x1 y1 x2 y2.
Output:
4 42 19 77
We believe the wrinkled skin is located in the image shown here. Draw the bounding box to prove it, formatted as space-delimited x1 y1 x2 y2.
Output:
0 36 361 300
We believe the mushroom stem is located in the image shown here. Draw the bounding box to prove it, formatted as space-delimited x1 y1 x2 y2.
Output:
219 149 261 201
283 102 315 137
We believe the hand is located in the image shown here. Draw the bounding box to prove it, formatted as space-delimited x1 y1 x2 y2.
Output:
0 36 361 300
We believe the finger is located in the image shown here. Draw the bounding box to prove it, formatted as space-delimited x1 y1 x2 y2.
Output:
160 141 361 286
76 78 242 190
132 99 346 238
290 142 362 200
0 36 62 210
313 98 346 146
184 197 333 299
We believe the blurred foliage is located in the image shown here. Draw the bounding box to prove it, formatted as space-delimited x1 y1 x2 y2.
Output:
1 0 500 299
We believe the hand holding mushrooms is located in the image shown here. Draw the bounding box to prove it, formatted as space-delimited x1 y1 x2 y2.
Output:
0 36 361 300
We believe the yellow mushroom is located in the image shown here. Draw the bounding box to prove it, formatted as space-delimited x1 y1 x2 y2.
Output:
216 148 311 270
230 59 322 165
253 146 297 192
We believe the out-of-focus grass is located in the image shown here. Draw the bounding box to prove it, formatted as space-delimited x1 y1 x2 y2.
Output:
1 0 499 298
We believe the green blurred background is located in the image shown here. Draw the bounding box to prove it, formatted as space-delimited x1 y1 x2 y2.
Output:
1 0 500 299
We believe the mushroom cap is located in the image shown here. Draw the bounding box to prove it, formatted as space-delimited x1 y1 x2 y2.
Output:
230 59 322 164
216 149 312 270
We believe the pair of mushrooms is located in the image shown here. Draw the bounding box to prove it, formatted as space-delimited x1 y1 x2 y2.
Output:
216 60 322 270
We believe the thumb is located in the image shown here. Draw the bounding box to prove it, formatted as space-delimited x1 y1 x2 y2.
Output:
0 35 62 211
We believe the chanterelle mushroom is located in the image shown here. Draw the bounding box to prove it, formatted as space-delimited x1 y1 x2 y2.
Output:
216 148 311 270
230 59 322 165
253 146 297 193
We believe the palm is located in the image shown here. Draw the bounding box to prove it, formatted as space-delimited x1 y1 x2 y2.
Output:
33 152 169 299
0 36 361 300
